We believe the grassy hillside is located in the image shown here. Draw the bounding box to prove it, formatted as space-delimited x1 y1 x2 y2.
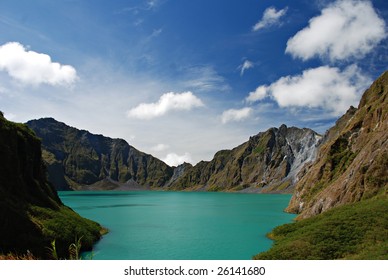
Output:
254 197 388 259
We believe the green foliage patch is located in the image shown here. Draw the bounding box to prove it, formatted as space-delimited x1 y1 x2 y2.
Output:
253 133 271 155
328 136 356 178
29 205 102 258
254 198 388 259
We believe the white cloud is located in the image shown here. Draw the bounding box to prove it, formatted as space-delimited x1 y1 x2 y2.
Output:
182 65 230 93
246 85 268 103
0 42 77 86
127 91 204 119
252 6 288 31
221 107 252 124
248 65 371 115
286 0 387 62
151 143 169 152
239 60 254 76
162 152 192 166
3 112 16 120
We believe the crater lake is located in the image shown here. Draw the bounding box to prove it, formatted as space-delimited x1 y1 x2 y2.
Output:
59 191 295 260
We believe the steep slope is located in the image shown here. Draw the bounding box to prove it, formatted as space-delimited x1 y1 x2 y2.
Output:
0 113 102 258
255 197 388 259
27 118 174 190
287 71 388 219
168 125 321 193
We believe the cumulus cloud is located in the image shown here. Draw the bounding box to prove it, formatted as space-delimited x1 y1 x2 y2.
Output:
151 143 169 152
162 152 192 166
238 60 254 76
127 91 204 119
221 107 252 124
246 85 268 103
0 42 77 86
248 65 370 115
252 6 288 31
286 0 387 62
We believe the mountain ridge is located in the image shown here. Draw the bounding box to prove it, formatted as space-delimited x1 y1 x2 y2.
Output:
27 117 173 191
27 118 321 193
167 125 321 193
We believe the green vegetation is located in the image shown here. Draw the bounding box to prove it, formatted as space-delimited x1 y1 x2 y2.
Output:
328 136 356 179
231 183 251 191
1 236 90 260
253 133 271 154
273 180 291 191
29 205 102 258
68 237 82 260
49 236 84 260
207 185 223 192
254 198 388 259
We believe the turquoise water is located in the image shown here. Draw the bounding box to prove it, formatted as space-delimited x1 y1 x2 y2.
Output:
59 191 295 260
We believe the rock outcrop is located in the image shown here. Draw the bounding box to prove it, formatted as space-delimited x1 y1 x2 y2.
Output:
287 71 388 219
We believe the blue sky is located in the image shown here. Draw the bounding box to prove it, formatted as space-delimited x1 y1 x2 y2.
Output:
0 0 387 165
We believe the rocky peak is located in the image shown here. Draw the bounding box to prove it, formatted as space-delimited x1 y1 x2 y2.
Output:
287 71 388 219
168 125 321 192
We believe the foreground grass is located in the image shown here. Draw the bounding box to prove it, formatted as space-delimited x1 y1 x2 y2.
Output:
1 205 103 259
28 205 103 258
0 252 36 260
254 198 388 259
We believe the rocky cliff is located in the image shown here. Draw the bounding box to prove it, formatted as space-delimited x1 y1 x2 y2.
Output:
168 125 321 192
287 71 388 219
0 113 102 258
27 117 321 193
27 118 174 190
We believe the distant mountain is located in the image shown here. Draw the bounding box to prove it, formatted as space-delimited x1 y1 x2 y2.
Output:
27 118 321 193
286 71 388 219
0 113 102 258
168 125 321 193
27 118 174 191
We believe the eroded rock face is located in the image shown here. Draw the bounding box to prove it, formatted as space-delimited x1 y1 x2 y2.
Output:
0 114 61 208
287 71 388 219
0 115 101 258
27 118 174 190
168 125 321 193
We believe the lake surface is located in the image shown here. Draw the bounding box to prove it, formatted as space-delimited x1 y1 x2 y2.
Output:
59 191 295 260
